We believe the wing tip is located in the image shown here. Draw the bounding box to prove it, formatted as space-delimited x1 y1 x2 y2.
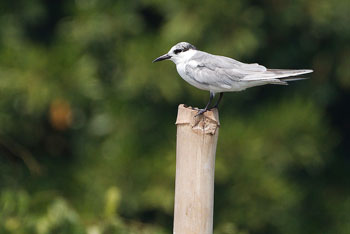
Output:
303 69 313 74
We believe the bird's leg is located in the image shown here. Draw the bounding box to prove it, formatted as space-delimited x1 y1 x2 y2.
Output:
195 92 214 117
211 92 224 109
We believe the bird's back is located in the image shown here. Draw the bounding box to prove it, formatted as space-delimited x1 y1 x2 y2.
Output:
190 51 267 73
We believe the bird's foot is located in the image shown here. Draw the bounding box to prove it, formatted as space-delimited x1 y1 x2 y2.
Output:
195 108 208 117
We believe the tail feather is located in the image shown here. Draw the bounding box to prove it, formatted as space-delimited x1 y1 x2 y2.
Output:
267 69 313 75
279 77 309 82
243 69 313 81
268 79 288 85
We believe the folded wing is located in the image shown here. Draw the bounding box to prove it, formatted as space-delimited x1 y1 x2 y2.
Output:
187 51 312 87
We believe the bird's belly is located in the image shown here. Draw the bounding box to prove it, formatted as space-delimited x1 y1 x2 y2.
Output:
176 64 211 91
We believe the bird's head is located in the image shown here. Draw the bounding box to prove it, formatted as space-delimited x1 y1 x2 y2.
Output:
153 42 197 64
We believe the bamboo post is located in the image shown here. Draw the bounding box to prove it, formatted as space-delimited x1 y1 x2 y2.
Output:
173 104 220 234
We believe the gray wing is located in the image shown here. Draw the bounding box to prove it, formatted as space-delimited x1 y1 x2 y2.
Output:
185 52 267 89
184 65 242 90
190 51 267 73
186 51 312 85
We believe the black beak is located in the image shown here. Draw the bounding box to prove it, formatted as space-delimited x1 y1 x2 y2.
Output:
152 54 171 63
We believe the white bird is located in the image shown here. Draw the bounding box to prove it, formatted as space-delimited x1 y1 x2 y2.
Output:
153 42 313 116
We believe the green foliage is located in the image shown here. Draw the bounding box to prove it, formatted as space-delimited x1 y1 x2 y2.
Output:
0 0 349 233
0 189 166 234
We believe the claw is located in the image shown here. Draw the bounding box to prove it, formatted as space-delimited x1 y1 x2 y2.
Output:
195 108 208 117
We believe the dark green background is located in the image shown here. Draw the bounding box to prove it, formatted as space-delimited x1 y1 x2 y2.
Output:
0 0 349 233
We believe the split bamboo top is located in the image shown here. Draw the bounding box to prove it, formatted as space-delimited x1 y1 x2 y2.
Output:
175 104 220 135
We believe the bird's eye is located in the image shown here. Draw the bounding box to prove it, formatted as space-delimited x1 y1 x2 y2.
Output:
174 49 182 54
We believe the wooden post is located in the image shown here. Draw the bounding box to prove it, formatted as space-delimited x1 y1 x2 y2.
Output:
173 104 220 234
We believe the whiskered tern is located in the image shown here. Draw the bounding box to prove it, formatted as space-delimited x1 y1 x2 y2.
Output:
153 42 313 116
